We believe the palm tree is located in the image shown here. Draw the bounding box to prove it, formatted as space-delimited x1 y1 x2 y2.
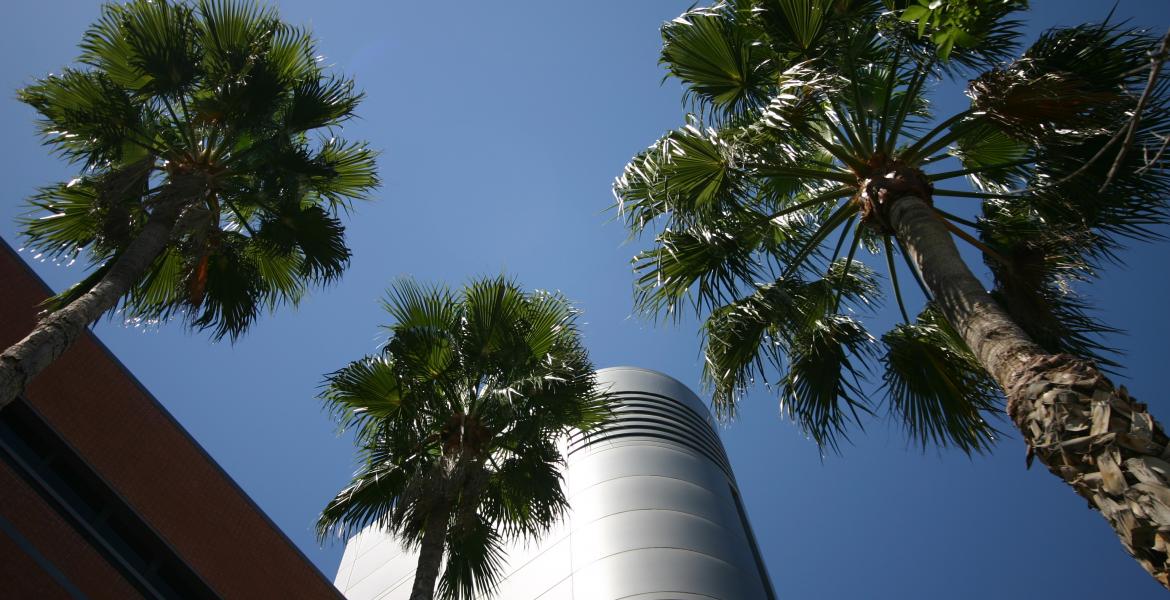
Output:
317 277 610 600
614 0 1170 587
0 0 377 409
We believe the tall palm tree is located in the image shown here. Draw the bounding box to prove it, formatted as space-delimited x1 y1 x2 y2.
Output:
317 277 610 600
615 0 1170 587
0 0 378 408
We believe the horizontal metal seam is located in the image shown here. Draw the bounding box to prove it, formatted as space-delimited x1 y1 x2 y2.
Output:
569 507 743 540
570 545 761 584
613 591 722 600
492 531 571 585
567 471 731 504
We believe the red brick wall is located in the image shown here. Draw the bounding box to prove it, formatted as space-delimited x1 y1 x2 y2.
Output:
0 239 343 599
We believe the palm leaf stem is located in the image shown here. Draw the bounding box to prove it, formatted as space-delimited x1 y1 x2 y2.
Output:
223 198 258 237
161 95 196 151
903 117 986 165
830 215 858 263
828 98 870 158
797 123 868 173
926 159 1032 182
817 105 867 160
844 48 874 148
895 235 932 301
207 126 237 164
931 207 980 228
900 109 978 164
932 188 1019 200
760 186 855 223
883 235 911 323
121 128 170 158
941 218 1011 268
755 164 856 183
782 200 858 279
920 153 951 164
874 45 904 152
832 223 863 311
884 67 929 156
177 92 192 133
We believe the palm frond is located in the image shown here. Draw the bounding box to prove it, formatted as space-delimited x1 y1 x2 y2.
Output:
127 247 187 317
382 279 460 332
632 211 768 318
186 232 263 341
115 0 200 95
1027 101 1170 251
780 314 876 453
941 123 1031 193
436 514 507 600
19 69 152 164
283 75 363 132
310 139 380 209
315 455 428 542
703 278 802 417
264 22 319 83
461 276 531 371
970 22 1155 142
614 123 748 233
481 441 568 540
661 5 773 120
518 291 575 362
881 306 1001 454
752 0 880 62
321 356 405 430
892 0 1024 71
197 0 279 80
22 180 107 260
980 202 1124 367
702 259 879 422
256 204 351 283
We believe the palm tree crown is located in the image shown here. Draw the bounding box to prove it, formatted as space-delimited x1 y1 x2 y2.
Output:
18 0 378 339
617 0 1170 586
615 0 1168 453
318 277 610 600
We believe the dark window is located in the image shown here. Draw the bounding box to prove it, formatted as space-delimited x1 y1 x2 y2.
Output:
0 399 220 599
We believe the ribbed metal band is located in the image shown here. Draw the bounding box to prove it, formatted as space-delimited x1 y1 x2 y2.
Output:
567 391 734 480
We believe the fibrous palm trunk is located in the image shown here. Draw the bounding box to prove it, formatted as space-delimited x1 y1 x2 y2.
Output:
0 194 187 410
409 497 452 600
889 194 1170 588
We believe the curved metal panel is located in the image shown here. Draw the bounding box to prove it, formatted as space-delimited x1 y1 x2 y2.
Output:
333 367 776 600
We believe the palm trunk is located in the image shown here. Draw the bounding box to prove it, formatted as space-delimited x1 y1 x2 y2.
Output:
409 496 452 600
889 194 1170 588
0 194 187 410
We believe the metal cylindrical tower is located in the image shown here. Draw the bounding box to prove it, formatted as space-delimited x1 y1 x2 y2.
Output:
332 367 776 600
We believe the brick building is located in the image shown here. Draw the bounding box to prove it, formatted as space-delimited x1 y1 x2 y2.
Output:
0 237 342 599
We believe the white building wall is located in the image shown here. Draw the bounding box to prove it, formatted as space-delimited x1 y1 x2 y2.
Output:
334 366 776 600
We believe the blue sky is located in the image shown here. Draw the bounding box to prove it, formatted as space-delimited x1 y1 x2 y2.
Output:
2 1 1168 598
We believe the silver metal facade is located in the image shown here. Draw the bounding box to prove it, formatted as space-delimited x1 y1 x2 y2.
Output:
333 366 776 600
